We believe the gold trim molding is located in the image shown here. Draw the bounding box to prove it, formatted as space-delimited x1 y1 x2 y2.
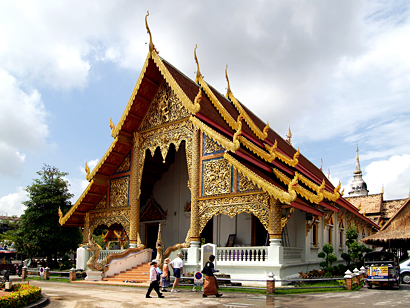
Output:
224 153 297 204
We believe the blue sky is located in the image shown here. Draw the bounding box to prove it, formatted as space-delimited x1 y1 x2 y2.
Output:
1 1 410 216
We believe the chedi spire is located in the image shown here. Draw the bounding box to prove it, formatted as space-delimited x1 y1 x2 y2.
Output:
348 144 369 197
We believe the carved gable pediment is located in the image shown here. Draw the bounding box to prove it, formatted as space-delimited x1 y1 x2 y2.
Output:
139 81 190 132
140 197 168 221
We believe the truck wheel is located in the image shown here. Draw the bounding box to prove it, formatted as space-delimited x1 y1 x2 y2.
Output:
402 273 410 284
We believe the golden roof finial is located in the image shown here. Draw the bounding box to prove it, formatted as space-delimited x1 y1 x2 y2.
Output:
85 162 90 178
358 203 361 211
286 119 292 145
320 158 323 172
328 169 330 179
356 144 359 160
408 188 410 198
382 184 384 195
110 118 116 137
194 45 203 83
225 65 232 98
145 11 157 54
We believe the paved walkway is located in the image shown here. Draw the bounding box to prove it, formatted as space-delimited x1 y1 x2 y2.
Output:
26 280 410 307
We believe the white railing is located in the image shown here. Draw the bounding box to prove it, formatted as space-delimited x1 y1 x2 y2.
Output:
283 247 303 263
97 249 125 263
180 248 188 262
216 247 268 262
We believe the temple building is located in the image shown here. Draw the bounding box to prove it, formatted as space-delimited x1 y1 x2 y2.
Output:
58 15 378 281
348 146 408 227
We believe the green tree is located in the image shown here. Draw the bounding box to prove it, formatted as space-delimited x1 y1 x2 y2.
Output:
318 243 338 273
341 224 372 269
17 165 82 268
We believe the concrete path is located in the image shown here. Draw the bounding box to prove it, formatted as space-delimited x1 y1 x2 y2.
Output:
28 280 410 307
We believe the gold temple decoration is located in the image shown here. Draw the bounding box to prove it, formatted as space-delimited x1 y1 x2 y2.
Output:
86 138 119 181
337 210 346 227
202 158 232 196
239 137 300 167
198 193 270 232
109 177 130 208
190 116 240 152
306 215 320 236
225 65 269 140
286 119 292 145
323 212 334 229
139 81 190 132
194 45 203 83
273 169 324 204
346 214 355 228
59 180 95 225
151 51 200 114
145 11 157 53
197 75 238 131
358 203 362 211
85 162 90 179
281 207 295 230
110 118 115 137
203 134 225 155
295 171 341 202
224 153 298 204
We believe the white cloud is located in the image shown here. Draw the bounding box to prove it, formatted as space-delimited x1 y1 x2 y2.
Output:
0 187 27 217
363 154 410 199
0 70 49 177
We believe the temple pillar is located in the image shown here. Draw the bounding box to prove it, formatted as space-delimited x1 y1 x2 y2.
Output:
82 213 90 245
268 197 283 264
190 127 201 244
129 132 143 248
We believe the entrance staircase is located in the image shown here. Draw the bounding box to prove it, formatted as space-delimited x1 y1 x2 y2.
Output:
103 262 151 283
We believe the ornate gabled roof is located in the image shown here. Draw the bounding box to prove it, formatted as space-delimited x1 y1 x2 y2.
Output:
140 197 167 221
60 14 379 229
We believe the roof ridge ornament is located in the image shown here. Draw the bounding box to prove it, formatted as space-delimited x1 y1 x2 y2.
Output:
110 118 116 137
225 65 232 98
145 11 158 54
286 119 292 145
224 69 269 141
194 45 203 83
85 162 90 179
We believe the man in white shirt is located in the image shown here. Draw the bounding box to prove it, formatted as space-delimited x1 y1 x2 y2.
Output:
146 260 164 298
170 252 183 292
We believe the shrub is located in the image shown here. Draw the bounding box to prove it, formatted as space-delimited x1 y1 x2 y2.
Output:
0 284 41 308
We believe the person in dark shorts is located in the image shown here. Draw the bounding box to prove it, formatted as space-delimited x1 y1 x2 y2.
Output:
170 252 183 292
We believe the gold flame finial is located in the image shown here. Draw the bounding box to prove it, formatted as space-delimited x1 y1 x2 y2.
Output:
145 11 157 53
356 144 359 160
286 118 292 145
194 45 202 83
320 158 323 172
85 162 90 178
382 184 384 195
225 65 232 98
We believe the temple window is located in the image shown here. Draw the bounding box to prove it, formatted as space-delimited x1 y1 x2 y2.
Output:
312 224 318 247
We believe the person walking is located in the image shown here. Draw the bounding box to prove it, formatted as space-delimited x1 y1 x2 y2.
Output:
170 252 183 292
146 260 164 298
161 258 171 292
202 255 222 298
